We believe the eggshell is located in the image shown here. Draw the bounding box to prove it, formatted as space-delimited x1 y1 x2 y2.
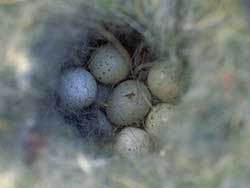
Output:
147 62 183 104
145 103 176 139
107 80 152 126
114 127 153 160
58 68 97 109
89 44 129 84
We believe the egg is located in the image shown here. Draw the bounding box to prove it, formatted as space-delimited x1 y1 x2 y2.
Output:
107 80 152 126
76 110 113 143
147 62 184 104
95 84 112 106
58 68 97 109
145 103 176 139
89 44 129 84
114 127 153 160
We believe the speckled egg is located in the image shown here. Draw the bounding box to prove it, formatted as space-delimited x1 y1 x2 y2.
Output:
114 127 153 160
58 68 97 109
147 62 183 104
145 103 176 139
89 44 129 84
107 80 152 126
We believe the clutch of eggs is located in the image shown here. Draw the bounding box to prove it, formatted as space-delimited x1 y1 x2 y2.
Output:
57 42 185 159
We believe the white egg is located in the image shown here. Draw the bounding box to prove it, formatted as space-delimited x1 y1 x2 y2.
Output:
89 44 129 84
107 80 152 126
114 127 153 160
58 68 97 109
145 103 176 139
147 62 184 104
